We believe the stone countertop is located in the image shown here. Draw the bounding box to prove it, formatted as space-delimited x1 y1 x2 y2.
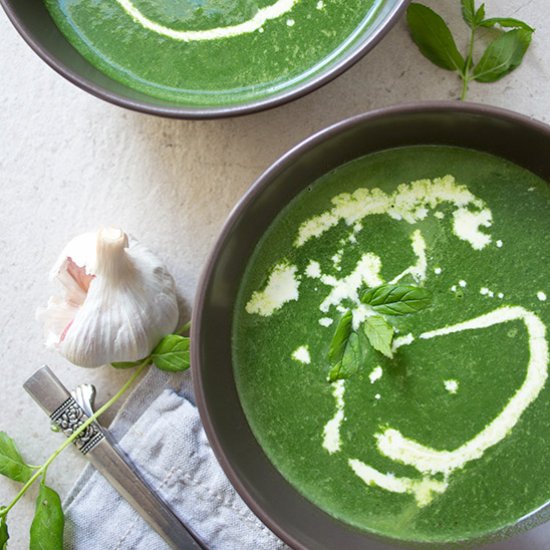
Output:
0 0 549 548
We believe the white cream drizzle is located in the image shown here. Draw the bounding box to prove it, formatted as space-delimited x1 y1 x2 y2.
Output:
376 307 548 477
444 379 459 394
115 0 300 42
348 460 447 507
369 365 383 384
322 380 345 454
452 207 492 250
389 230 427 284
295 175 492 250
317 253 383 313
245 263 300 316
292 345 311 364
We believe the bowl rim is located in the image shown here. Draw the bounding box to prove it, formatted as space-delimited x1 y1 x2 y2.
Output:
0 0 409 119
192 100 550 549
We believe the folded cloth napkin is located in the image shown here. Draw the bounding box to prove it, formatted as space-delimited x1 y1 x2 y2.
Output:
63 369 288 550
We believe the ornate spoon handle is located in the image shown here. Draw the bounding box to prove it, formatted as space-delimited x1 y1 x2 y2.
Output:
24 366 207 550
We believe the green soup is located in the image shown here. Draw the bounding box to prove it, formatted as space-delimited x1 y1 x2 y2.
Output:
233 146 550 543
44 0 383 106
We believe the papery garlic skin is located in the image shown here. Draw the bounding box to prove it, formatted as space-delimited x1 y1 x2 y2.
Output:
38 228 179 368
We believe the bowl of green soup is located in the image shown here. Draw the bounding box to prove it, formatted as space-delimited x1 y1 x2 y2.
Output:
0 0 408 117
192 101 550 548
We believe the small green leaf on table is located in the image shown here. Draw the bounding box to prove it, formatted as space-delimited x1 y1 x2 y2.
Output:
0 515 8 550
407 3 465 72
151 335 191 373
473 28 534 82
29 485 64 550
361 284 432 316
363 316 394 358
0 432 34 483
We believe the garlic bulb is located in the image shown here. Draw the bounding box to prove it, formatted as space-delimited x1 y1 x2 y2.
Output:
37 228 179 368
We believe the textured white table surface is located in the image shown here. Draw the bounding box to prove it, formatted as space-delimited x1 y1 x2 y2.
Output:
1 1 549 548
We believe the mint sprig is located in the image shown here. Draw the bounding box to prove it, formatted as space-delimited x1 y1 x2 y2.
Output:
407 1 534 100
327 284 432 382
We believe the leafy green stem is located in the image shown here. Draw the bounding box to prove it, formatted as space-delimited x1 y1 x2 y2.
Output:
0 360 149 519
407 1 534 100
461 24 477 100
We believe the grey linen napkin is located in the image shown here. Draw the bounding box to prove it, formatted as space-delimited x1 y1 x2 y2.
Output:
63 368 288 550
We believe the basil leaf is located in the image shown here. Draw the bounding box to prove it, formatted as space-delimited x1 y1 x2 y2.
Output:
327 310 353 364
328 332 361 382
0 432 33 483
363 316 394 358
29 485 64 550
474 4 486 26
361 284 432 315
0 515 8 550
151 335 190 373
111 358 148 369
407 3 465 72
480 17 534 32
461 0 476 28
473 29 533 83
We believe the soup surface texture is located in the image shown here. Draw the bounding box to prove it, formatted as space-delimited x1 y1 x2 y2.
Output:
233 146 550 543
45 0 382 105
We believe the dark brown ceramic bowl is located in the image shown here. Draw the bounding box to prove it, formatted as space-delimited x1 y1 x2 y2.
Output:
192 101 550 549
0 0 408 118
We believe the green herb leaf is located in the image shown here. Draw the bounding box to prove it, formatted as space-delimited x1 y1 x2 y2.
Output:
474 3 486 26
473 29 533 83
407 3 465 72
0 432 33 483
361 284 432 315
151 335 190 373
480 17 534 32
328 311 353 364
29 485 64 550
111 358 148 369
461 0 476 28
363 316 394 358
0 515 8 550
328 332 361 382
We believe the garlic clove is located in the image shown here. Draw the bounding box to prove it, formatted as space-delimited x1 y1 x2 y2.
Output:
38 228 179 368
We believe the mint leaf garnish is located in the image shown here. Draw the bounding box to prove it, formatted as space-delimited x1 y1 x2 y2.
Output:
328 311 353 364
361 284 432 315
29 484 64 550
0 432 33 484
363 316 394 358
151 335 191 372
327 284 430 381
328 330 361 382
407 1 534 100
